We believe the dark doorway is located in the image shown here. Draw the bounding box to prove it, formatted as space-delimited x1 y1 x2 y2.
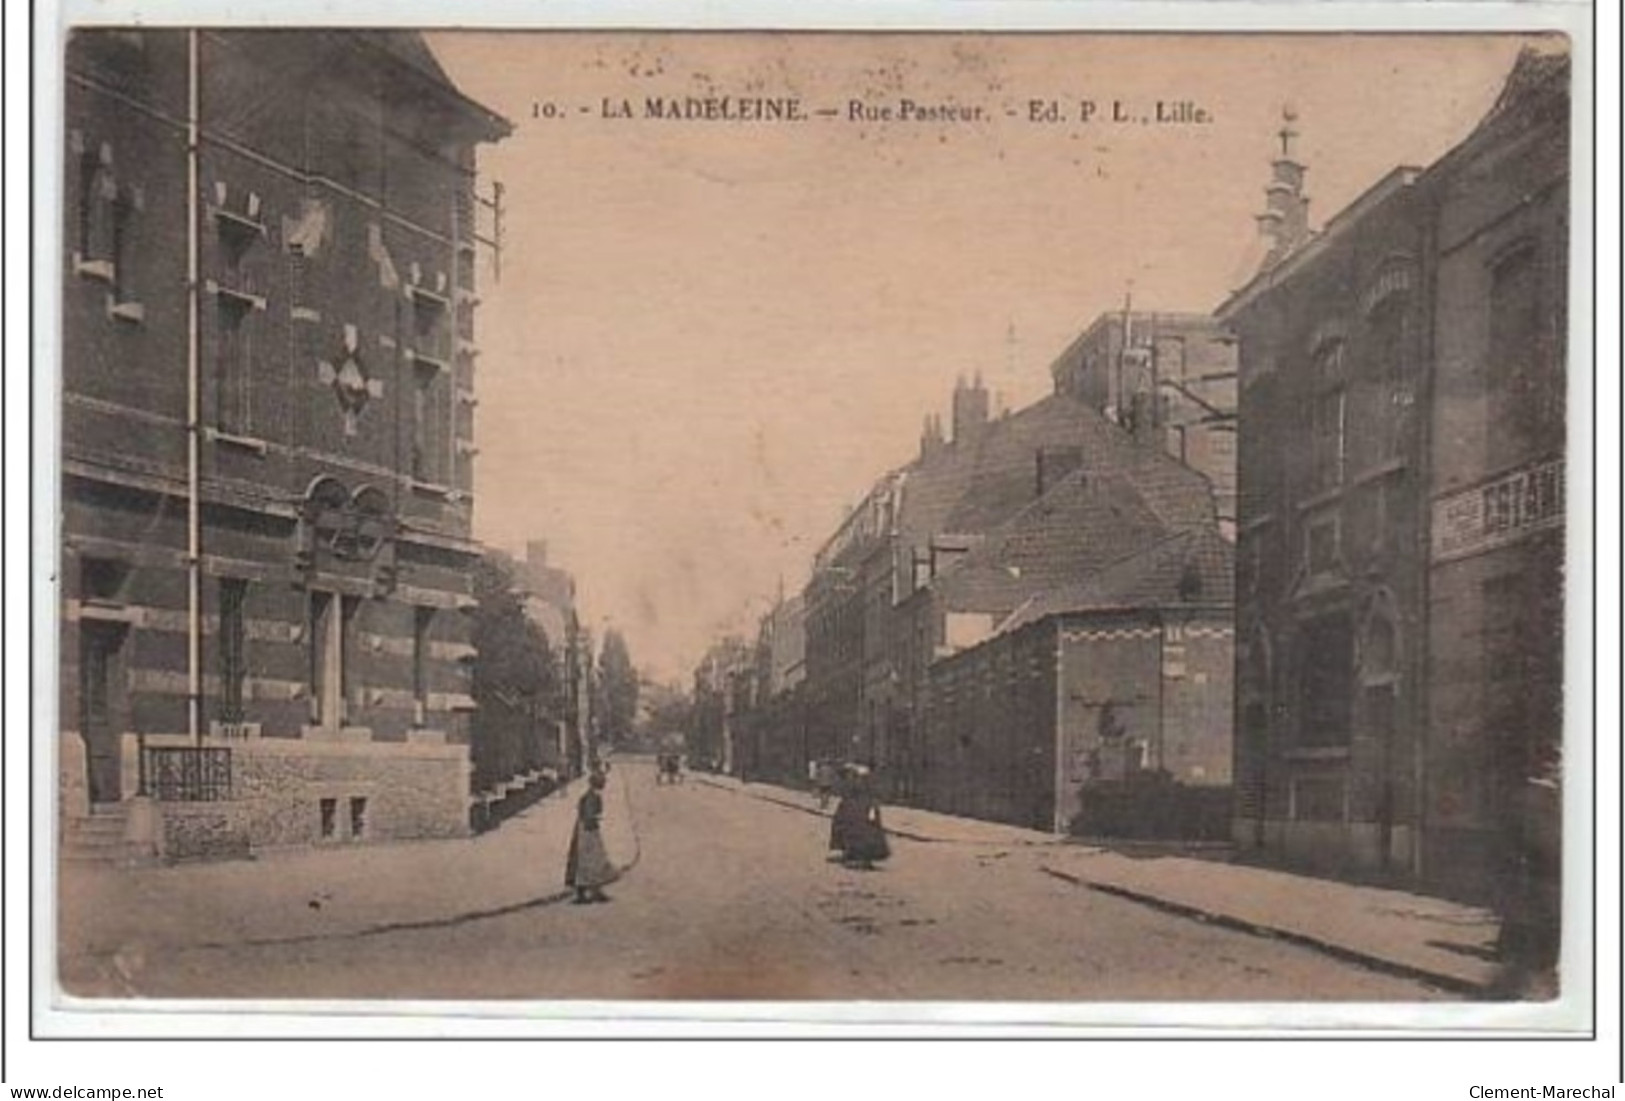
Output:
79 621 126 805
1366 683 1399 873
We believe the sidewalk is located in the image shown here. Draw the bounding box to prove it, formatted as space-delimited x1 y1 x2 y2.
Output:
58 773 639 972
693 773 1068 847
699 773 1502 994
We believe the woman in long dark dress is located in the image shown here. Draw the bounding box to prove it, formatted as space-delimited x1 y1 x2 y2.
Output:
566 771 616 903
828 768 890 870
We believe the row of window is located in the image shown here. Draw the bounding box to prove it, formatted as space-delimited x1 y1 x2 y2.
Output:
1271 241 1562 503
216 577 438 728
73 135 467 485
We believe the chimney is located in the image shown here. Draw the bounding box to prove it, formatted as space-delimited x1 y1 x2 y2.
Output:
953 373 990 446
920 412 945 461
1254 106 1311 269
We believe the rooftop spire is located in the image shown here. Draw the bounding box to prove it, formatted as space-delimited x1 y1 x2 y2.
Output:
1255 104 1311 270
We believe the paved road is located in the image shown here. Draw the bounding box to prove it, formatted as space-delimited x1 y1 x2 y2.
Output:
86 763 1452 1001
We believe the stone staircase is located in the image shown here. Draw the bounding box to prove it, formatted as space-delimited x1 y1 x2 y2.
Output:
60 804 150 865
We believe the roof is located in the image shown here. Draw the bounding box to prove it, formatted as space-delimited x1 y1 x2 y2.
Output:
352 31 513 141
361 31 455 85
1486 46 1570 121
1217 166 1421 319
928 455 1219 617
996 525 1235 633
898 392 1212 543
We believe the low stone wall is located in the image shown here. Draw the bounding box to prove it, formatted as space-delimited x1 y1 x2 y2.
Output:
1232 817 1421 885
1071 778 1232 842
162 802 252 860
139 733 472 851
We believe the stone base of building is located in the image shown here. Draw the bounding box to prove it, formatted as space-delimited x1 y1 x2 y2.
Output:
1232 817 1421 882
61 731 472 858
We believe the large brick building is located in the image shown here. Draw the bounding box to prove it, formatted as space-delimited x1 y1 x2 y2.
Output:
1223 49 1568 906
61 30 510 857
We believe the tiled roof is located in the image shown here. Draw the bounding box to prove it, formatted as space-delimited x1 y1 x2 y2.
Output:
897 393 1213 545
927 465 1197 617
360 31 455 86
353 31 514 140
996 525 1235 633
1488 46 1571 119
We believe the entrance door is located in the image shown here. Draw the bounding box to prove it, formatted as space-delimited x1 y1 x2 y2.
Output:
79 622 125 805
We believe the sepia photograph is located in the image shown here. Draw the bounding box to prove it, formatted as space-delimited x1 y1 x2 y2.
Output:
40 15 1592 1031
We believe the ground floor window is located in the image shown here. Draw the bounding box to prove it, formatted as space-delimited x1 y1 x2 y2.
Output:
218 578 248 723
308 591 360 726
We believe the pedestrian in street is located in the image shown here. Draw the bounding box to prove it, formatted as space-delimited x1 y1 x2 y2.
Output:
828 765 889 870
813 759 839 811
565 771 616 904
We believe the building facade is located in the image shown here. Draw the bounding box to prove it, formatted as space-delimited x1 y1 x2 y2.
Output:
61 30 510 856
1224 51 1568 903
1422 52 1568 905
690 637 754 774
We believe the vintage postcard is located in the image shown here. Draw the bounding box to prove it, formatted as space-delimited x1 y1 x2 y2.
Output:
38 9 1594 1044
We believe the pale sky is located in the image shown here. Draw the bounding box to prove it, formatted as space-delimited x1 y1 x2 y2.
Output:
427 32 1548 682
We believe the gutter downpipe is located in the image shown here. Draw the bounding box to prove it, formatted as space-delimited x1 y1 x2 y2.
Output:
1413 201 1441 883
1052 621 1066 836
186 30 202 747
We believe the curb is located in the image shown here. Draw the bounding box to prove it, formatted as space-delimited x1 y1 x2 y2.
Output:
691 776 950 845
691 775 1064 848
1038 864 1491 998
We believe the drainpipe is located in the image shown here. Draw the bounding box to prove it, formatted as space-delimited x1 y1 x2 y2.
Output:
186 29 203 747
1051 623 1065 835
1413 206 1441 882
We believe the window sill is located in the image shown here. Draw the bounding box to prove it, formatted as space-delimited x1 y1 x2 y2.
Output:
1349 457 1408 487
208 429 269 455
106 300 145 324
409 479 455 499
206 280 267 312
1294 573 1349 601
407 283 451 310
1283 746 1352 762
75 599 139 624
210 206 266 238
75 257 116 284
1296 485 1345 512
407 350 451 373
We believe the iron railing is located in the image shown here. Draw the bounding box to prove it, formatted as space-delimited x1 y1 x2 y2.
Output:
140 746 233 802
